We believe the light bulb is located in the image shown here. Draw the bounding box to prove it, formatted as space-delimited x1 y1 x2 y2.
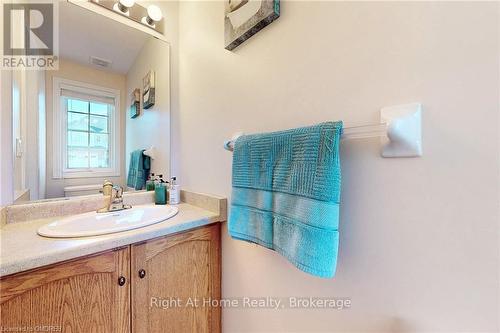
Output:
119 0 135 7
114 0 135 14
145 4 162 25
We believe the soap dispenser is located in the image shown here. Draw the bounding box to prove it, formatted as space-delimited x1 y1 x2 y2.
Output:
146 173 155 191
154 176 168 205
169 177 180 205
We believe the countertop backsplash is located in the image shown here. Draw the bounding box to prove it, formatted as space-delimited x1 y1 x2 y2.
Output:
0 190 227 225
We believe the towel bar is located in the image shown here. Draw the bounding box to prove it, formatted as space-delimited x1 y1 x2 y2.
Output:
224 103 422 157
143 146 156 159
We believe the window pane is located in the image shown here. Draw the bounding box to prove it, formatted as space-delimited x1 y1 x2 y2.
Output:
67 131 88 147
90 102 108 116
67 148 89 168
90 115 108 133
63 95 113 171
67 112 88 131
90 133 108 149
68 99 89 113
89 149 109 168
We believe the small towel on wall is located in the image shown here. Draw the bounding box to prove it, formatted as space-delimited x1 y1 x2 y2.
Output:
127 149 151 190
228 121 343 278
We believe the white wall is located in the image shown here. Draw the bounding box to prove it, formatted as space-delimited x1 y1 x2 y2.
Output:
11 69 46 202
173 1 499 332
45 59 127 198
38 70 46 200
24 70 46 201
125 38 171 181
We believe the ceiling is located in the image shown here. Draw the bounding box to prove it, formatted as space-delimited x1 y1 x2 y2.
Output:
59 1 151 74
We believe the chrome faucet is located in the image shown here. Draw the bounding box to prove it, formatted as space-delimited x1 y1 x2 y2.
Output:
97 180 131 213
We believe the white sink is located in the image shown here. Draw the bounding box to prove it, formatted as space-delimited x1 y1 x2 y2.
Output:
37 205 179 238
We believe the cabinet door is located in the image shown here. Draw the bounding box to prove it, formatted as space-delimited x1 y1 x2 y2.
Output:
132 224 221 333
0 247 130 333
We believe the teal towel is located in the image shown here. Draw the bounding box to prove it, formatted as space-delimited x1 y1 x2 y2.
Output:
229 121 343 278
127 149 150 190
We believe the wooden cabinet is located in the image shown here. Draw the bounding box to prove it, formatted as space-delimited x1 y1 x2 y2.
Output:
0 224 221 333
0 247 130 333
132 223 221 333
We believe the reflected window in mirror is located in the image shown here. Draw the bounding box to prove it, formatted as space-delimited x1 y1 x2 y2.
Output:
53 78 121 179
66 99 111 169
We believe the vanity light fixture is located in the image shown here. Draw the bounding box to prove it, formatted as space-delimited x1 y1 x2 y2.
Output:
88 0 165 35
142 4 163 27
113 0 135 16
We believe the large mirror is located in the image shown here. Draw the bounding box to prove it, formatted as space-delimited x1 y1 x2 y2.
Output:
6 1 170 204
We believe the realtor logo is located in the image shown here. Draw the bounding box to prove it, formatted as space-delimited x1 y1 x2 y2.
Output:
1 1 58 69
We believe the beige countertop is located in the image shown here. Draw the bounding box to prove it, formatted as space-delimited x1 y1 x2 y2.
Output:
0 191 227 277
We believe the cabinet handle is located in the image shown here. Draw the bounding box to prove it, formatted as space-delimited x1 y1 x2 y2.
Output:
118 276 126 286
138 269 146 279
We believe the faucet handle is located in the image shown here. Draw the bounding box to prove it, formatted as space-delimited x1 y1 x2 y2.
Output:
113 185 123 198
102 180 113 196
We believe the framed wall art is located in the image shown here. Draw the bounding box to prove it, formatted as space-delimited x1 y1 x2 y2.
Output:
130 88 140 118
224 0 280 51
143 70 155 109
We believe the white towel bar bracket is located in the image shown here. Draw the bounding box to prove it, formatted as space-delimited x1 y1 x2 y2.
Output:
143 146 157 160
224 103 422 158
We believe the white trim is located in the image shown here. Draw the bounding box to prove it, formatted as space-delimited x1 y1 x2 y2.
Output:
63 184 102 192
52 78 62 178
0 70 14 205
52 77 121 179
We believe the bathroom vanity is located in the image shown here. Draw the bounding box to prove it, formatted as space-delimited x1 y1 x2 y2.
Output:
0 191 226 333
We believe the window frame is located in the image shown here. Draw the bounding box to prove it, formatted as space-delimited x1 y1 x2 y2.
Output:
52 77 121 179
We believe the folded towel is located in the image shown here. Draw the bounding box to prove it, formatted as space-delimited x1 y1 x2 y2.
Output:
127 149 150 190
229 121 343 278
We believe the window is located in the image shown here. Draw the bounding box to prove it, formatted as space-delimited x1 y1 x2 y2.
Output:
53 78 120 179
66 99 111 169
